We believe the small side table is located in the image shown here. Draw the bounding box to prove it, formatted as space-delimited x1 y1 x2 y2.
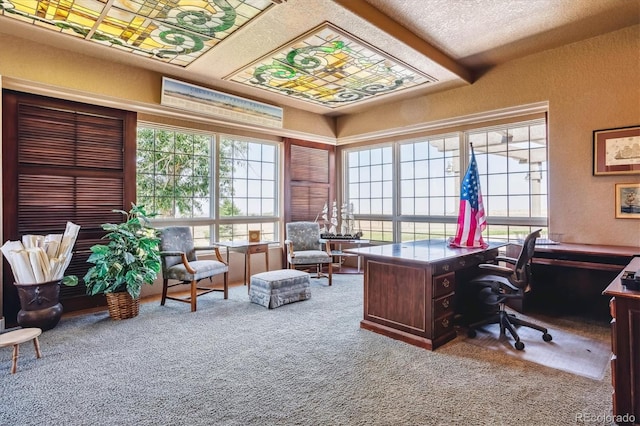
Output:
321 238 370 273
0 327 42 374
216 241 277 290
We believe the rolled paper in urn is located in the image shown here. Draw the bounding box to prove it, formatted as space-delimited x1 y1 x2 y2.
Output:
1 222 80 284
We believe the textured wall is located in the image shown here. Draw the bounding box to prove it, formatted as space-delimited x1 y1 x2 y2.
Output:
336 25 640 247
0 34 335 141
0 27 638 247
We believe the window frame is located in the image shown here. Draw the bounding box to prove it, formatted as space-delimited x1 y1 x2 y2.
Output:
136 123 280 245
342 116 549 243
344 143 395 242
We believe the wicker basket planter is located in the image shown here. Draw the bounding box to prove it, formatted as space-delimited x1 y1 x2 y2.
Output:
105 292 139 320
84 205 160 320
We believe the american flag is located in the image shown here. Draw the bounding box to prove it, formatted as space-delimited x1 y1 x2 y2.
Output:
449 145 487 248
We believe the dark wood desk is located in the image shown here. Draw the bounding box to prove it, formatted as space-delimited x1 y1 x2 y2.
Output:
603 256 640 426
524 243 639 318
345 240 506 350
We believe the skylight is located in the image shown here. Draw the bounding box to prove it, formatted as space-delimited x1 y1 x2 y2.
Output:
225 23 437 108
0 0 273 66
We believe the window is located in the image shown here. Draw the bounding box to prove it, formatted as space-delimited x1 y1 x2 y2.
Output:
343 117 548 243
137 128 212 219
352 219 394 242
469 119 548 240
398 135 460 241
219 136 276 218
136 126 279 244
347 145 394 241
400 222 459 242
218 135 278 242
399 135 460 216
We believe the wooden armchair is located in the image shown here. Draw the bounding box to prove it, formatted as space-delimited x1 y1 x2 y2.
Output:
158 226 228 312
285 222 332 286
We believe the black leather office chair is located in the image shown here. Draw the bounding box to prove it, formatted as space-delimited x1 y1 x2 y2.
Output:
466 229 552 350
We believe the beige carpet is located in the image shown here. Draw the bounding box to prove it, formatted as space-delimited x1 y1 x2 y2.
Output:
463 314 611 380
1 275 616 425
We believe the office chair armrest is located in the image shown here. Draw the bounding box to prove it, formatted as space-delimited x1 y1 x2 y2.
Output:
494 255 517 265
498 280 520 292
160 250 196 274
477 263 514 276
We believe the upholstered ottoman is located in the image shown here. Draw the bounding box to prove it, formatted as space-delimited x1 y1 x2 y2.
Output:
249 269 311 309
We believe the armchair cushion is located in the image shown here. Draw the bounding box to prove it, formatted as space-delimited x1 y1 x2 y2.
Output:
164 259 228 282
288 250 331 266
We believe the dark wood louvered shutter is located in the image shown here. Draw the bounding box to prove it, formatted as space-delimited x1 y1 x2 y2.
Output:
2 91 136 324
284 139 335 224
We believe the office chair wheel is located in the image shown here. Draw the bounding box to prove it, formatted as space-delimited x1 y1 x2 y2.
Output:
515 340 525 350
542 333 552 342
467 328 477 338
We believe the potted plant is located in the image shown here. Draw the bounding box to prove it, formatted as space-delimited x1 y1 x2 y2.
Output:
83 204 161 320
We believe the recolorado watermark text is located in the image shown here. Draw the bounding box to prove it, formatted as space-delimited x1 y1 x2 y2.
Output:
575 412 635 424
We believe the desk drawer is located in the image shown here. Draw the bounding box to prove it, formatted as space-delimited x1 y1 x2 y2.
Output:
432 258 470 275
247 244 268 254
433 293 455 319
433 260 457 275
433 313 455 338
433 272 455 298
432 249 499 276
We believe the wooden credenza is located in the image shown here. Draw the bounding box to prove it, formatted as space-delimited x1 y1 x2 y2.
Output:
524 243 638 317
345 240 505 350
603 256 640 426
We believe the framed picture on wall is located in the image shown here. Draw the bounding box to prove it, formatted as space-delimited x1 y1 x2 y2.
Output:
593 125 640 175
615 183 640 219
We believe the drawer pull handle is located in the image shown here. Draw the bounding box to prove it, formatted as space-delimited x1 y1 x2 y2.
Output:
441 318 450 328
442 299 450 308
442 265 450 272
442 278 450 288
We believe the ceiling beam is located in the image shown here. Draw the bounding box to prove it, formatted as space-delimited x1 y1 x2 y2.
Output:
333 0 473 83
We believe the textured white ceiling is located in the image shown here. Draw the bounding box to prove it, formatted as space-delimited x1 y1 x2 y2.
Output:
363 0 640 69
1 0 638 116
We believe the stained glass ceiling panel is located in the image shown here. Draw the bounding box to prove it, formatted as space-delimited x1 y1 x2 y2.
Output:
0 0 273 66
226 23 437 108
